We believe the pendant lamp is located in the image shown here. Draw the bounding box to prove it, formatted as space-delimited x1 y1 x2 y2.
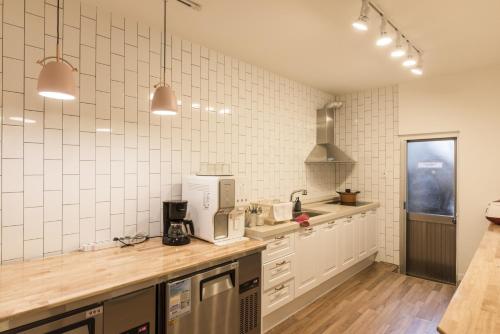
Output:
37 0 77 100
151 0 177 115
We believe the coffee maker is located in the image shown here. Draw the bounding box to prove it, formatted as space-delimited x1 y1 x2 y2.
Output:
162 200 194 246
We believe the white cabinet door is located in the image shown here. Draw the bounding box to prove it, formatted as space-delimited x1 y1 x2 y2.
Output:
367 209 378 255
339 216 356 271
355 213 368 260
319 221 339 282
295 226 320 297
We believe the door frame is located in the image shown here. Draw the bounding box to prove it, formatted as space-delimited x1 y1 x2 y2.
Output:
399 132 460 275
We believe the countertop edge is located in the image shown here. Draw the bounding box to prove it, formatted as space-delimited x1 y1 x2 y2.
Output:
245 201 381 240
0 240 266 325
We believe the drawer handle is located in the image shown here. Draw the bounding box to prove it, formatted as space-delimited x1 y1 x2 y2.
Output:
274 235 285 240
328 221 335 225
361 213 366 217
305 227 313 232
274 284 285 291
275 260 287 267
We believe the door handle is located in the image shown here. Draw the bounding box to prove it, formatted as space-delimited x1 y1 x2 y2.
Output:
201 271 235 301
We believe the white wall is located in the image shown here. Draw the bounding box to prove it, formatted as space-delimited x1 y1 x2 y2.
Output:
0 0 334 263
399 65 500 277
335 86 400 264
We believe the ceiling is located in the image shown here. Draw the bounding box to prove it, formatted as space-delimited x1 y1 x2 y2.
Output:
86 0 500 94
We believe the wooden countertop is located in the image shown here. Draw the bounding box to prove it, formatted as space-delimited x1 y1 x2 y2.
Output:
245 201 380 240
438 223 500 333
0 237 265 324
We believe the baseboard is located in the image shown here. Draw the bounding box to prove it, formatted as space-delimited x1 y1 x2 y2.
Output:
262 255 376 333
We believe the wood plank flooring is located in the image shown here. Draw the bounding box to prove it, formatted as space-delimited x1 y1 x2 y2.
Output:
268 262 455 334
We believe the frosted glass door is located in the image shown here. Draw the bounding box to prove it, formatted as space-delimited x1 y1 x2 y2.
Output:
407 139 456 217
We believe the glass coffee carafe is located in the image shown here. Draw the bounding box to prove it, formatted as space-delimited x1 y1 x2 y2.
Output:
165 220 194 246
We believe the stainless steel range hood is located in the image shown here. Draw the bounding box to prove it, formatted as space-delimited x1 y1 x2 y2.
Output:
305 102 355 164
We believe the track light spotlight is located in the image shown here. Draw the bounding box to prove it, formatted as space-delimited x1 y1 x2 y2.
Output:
352 0 370 31
376 17 393 47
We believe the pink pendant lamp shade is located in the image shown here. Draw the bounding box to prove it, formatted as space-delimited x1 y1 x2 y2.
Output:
151 85 177 115
37 60 76 100
37 0 77 101
151 0 178 116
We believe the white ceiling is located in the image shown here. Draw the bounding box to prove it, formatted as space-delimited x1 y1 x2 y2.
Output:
86 0 500 94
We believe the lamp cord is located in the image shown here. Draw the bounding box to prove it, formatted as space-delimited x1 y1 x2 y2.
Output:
163 0 167 85
56 0 60 61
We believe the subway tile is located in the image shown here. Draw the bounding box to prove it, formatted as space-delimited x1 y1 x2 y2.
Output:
63 175 80 204
125 71 137 97
111 108 125 134
25 78 44 111
80 104 96 132
111 81 125 108
3 24 24 59
63 204 80 235
64 0 81 27
24 239 43 260
63 234 80 252
96 119 111 146
25 46 44 79
96 146 111 174
80 132 96 160
110 161 124 187
110 214 124 238
44 221 62 253
81 2 97 20
96 201 111 230
63 25 80 57
80 45 96 75
3 57 24 92
63 115 80 145
3 92 23 125
124 199 137 226
111 134 125 160
124 174 137 199
25 14 44 48
44 99 63 129
24 175 43 207
80 189 96 218
44 191 62 222
2 125 23 158
44 129 62 159
63 145 80 174
125 45 138 71
96 91 111 119
125 97 138 122
97 9 111 37
81 17 96 47
80 218 96 244
111 27 125 55
96 174 111 202
24 143 43 175
2 226 23 261
111 54 125 82
96 64 111 92
26 0 44 16
2 193 23 227
24 207 44 240
80 74 96 103
96 35 111 65
44 159 62 191
3 159 23 192
110 188 124 214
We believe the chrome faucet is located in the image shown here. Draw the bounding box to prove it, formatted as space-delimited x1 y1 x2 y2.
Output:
289 189 307 202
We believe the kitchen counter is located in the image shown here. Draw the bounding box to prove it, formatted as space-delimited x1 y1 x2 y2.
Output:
0 237 265 325
245 201 380 239
438 223 500 334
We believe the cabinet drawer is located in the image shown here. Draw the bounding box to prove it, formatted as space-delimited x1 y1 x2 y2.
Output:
262 279 295 316
263 253 295 291
262 233 295 263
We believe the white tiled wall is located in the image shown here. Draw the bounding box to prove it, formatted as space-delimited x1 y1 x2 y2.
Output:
334 87 400 264
0 0 335 262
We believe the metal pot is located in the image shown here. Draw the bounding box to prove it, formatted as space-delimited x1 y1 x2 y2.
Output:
336 189 360 205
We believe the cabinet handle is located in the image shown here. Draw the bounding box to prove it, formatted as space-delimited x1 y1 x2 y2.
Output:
305 227 313 232
361 213 366 217
328 221 335 225
275 260 287 267
274 235 285 240
274 284 285 291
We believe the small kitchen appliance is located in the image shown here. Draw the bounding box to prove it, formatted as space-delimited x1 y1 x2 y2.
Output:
182 175 245 244
486 200 500 224
162 200 194 246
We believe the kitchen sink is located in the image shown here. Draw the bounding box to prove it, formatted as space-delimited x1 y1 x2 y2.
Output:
292 210 328 219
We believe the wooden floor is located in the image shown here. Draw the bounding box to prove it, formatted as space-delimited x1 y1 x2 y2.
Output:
268 262 455 334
